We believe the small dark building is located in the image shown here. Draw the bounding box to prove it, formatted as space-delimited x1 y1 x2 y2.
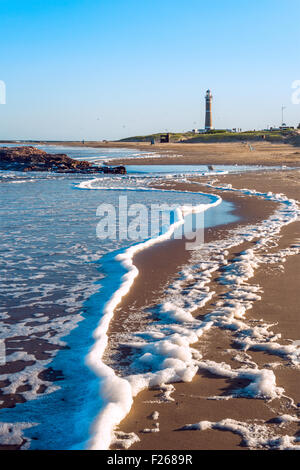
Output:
160 133 170 143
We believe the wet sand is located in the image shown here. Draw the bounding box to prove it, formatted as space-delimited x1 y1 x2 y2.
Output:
106 170 300 450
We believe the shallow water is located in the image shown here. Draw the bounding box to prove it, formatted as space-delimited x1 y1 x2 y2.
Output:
126 163 283 175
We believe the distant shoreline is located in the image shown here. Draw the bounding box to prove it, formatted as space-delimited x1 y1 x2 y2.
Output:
1 140 300 166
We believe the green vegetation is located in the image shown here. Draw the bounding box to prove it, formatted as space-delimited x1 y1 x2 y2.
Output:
205 129 228 134
119 129 296 144
119 132 196 142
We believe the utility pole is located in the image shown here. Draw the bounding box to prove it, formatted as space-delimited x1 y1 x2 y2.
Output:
281 105 286 125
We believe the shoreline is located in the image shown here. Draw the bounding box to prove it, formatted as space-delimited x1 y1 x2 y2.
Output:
104 169 300 450
1 154 299 449
2 140 299 166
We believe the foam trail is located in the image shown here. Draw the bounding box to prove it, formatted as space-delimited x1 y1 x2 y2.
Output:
75 174 226 191
180 418 300 449
86 178 300 449
85 192 222 450
96 179 299 449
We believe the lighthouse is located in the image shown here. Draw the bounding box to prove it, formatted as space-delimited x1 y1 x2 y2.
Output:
205 89 213 131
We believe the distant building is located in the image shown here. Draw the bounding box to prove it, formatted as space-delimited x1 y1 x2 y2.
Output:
192 128 206 134
205 90 213 131
279 123 294 130
269 124 294 131
160 133 170 143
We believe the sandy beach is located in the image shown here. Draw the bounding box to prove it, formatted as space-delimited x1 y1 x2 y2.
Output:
37 140 300 167
105 168 300 450
2 0 300 455
1 143 299 451
105 141 300 166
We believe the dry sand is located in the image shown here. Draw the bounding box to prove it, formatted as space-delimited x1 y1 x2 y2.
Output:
99 140 300 167
105 169 300 451
30 140 300 166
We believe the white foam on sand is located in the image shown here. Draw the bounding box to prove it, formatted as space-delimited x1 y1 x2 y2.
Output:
141 422 160 433
150 411 159 420
76 172 227 191
180 416 300 450
0 422 37 449
85 187 222 450
110 430 140 449
85 179 299 450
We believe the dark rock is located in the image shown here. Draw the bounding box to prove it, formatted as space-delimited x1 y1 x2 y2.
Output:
102 165 126 174
0 146 127 175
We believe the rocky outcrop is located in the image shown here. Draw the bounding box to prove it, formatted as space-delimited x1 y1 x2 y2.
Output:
0 146 126 174
101 165 126 174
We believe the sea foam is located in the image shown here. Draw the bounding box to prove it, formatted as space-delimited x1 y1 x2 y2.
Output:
84 183 222 450
88 179 299 449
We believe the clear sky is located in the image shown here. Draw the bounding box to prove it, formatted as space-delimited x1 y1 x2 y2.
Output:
0 0 299 140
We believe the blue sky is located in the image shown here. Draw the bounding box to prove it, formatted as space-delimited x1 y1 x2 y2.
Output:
0 0 299 140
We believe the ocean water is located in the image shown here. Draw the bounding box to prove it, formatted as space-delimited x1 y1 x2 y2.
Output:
0 145 298 450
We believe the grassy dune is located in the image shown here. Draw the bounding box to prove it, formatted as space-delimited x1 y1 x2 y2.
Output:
119 129 298 144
